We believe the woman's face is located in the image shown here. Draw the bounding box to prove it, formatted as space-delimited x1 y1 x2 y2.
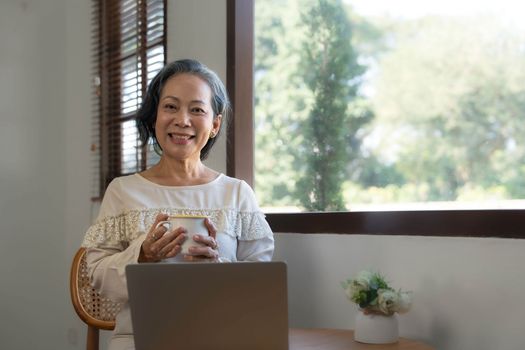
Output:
155 73 221 162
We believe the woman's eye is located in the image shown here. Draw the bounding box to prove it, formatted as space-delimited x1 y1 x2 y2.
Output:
165 104 177 110
191 107 206 114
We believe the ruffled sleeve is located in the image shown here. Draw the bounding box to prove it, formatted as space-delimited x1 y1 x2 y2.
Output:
234 180 274 261
81 178 147 302
235 180 273 241
235 211 273 240
82 210 154 248
83 207 243 247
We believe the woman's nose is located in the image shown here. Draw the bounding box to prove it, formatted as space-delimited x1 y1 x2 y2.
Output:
173 110 190 127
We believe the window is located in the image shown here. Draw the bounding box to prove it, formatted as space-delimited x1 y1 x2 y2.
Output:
227 0 524 237
92 0 166 199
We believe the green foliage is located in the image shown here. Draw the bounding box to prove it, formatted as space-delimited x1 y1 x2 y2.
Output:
254 0 306 207
254 2 525 209
341 270 412 315
295 0 369 211
370 16 525 201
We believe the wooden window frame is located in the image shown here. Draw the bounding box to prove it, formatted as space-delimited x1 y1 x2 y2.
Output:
95 0 167 199
226 0 525 238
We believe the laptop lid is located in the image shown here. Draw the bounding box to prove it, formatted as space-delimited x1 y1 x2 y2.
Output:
126 262 289 350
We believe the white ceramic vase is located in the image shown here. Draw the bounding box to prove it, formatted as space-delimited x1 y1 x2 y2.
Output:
354 310 399 344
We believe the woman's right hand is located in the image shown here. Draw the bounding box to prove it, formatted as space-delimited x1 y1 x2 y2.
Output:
139 213 187 263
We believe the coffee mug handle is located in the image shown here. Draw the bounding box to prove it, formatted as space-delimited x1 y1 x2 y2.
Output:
156 220 172 230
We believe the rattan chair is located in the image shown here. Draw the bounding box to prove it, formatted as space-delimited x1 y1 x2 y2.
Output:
70 247 122 350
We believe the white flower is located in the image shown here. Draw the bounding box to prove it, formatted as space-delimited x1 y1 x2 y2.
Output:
355 270 374 288
341 270 413 316
394 291 412 314
341 279 357 302
350 280 366 294
377 289 399 315
343 285 354 301
348 270 372 295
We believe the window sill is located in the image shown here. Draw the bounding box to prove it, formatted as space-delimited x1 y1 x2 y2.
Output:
265 210 525 238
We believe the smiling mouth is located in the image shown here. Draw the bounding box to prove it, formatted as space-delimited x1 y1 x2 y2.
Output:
168 133 194 143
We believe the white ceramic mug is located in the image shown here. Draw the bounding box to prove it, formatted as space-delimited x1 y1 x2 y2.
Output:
157 215 209 255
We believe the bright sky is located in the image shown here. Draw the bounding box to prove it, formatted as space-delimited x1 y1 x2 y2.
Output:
348 0 525 28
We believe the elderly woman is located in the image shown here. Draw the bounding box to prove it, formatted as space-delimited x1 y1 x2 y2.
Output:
81 59 274 350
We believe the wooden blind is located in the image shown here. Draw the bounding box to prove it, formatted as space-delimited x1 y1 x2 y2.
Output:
92 0 166 199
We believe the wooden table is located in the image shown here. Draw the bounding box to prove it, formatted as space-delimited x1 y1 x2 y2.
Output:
289 328 434 350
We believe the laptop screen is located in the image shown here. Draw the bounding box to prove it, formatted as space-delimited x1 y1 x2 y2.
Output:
126 261 289 350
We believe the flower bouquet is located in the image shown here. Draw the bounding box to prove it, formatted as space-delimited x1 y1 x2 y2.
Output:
341 270 412 316
341 270 412 344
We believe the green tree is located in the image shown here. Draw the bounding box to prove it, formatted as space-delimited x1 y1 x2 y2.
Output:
254 0 307 208
255 4 525 207
369 16 525 200
295 0 367 211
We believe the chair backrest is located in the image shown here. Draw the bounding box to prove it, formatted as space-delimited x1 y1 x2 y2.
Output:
70 247 122 350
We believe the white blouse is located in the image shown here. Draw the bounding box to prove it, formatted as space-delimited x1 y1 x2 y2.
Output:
81 173 274 350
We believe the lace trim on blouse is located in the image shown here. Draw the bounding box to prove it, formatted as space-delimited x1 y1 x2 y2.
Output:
81 208 272 248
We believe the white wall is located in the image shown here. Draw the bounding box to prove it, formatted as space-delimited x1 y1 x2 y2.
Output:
0 0 70 349
64 0 97 348
274 233 525 349
0 0 93 348
2 1 524 350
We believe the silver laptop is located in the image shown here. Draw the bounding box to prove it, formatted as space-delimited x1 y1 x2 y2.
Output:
126 261 289 350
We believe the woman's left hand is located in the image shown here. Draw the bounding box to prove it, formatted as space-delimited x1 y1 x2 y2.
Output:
184 218 220 262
